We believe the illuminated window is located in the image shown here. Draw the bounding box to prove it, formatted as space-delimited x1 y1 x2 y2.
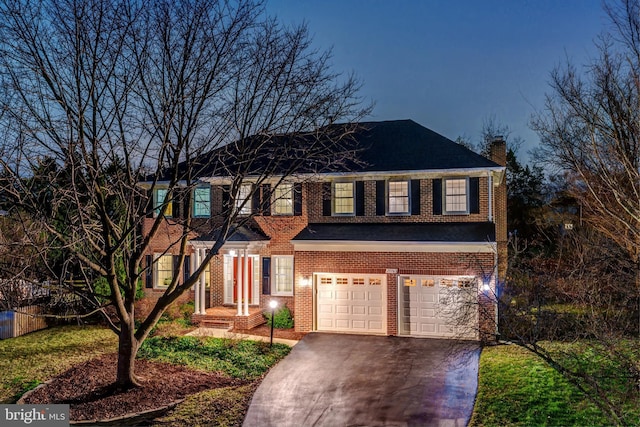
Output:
369 278 382 286
444 178 468 214
388 181 410 214
155 255 173 288
333 182 354 215
320 277 332 286
273 255 293 296
193 187 210 217
353 278 365 286
273 183 294 215
154 188 172 217
403 278 417 287
422 278 435 287
236 183 252 215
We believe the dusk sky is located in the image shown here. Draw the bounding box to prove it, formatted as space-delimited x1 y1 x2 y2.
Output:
265 0 608 163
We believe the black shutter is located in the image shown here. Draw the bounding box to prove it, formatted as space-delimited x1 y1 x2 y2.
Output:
261 184 271 216
145 255 153 288
173 255 180 283
469 177 480 214
375 180 386 215
183 255 191 284
262 257 271 295
411 179 421 215
293 183 303 216
322 182 332 216
221 185 231 214
355 181 365 216
432 179 442 215
146 189 154 218
252 184 261 215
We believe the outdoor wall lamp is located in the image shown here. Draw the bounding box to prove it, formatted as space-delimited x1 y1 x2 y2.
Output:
269 299 278 347
300 276 311 287
228 249 236 257
482 277 491 293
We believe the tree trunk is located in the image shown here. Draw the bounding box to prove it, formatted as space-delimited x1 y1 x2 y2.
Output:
116 321 140 390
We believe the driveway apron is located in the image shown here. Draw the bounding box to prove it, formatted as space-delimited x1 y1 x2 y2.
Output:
243 333 480 427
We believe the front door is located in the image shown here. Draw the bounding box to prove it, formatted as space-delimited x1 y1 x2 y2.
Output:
233 257 253 303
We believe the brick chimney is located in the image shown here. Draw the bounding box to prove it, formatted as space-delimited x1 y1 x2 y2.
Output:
489 136 507 166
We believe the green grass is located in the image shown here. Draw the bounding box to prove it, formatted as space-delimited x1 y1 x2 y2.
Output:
138 335 291 379
0 325 117 403
470 342 640 426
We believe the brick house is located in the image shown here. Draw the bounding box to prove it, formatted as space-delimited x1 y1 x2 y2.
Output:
143 119 506 340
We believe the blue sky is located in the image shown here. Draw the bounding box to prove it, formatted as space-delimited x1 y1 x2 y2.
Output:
265 0 607 163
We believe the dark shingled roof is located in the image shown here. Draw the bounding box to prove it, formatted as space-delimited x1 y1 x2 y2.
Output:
169 119 500 180
348 119 499 172
292 222 496 243
191 225 270 242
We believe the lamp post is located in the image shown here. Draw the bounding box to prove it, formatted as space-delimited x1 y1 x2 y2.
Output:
269 300 278 347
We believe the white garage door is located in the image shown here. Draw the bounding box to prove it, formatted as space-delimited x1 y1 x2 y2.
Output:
315 273 387 334
398 276 478 339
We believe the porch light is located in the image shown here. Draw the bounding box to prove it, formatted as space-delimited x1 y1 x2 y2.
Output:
269 300 278 347
228 249 236 257
300 276 311 287
482 277 491 293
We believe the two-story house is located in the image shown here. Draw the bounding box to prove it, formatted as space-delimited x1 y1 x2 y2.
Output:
143 119 506 340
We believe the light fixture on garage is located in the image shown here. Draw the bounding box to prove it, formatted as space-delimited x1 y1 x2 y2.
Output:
482 276 491 293
300 276 311 287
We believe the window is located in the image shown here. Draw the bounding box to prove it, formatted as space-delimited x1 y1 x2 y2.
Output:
333 182 354 215
388 181 410 214
193 187 211 217
236 183 252 215
444 178 468 214
154 188 172 217
155 254 173 288
273 183 294 215
273 255 293 296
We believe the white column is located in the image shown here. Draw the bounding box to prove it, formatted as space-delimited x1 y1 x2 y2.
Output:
193 249 201 315
243 250 249 316
199 248 206 314
236 252 243 316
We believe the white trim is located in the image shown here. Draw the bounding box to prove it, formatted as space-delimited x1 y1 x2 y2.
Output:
293 241 496 253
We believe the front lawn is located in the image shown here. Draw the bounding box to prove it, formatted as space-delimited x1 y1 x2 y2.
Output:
0 324 117 403
471 342 640 426
0 324 292 426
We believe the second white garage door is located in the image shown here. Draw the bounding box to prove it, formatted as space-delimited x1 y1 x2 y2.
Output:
315 273 387 334
398 275 478 340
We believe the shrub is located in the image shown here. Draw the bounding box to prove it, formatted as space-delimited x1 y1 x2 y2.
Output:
264 305 294 329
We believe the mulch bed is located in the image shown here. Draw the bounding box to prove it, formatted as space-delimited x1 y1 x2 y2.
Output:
22 353 246 422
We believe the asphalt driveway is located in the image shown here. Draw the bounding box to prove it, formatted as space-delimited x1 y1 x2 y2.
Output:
243 333 480 427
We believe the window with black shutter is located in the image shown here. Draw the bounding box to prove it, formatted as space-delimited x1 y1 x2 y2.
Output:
411 179 421 215
355 181 365 216
145 254 153 288
322 182 332 216
375 180 385 215
469 177 480 214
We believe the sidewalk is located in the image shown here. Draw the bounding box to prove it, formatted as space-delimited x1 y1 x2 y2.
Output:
186 327 299 347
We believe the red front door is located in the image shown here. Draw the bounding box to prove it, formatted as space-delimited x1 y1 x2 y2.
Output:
232 257 253 303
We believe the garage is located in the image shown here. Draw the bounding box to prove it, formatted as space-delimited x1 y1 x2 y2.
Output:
398 275 478 339
315 273 387 334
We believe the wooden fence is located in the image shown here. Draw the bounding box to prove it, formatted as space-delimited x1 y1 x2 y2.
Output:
0 305 48 339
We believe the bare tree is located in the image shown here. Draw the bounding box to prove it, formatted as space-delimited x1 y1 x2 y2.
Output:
532 0 640 334
0 0 369 390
